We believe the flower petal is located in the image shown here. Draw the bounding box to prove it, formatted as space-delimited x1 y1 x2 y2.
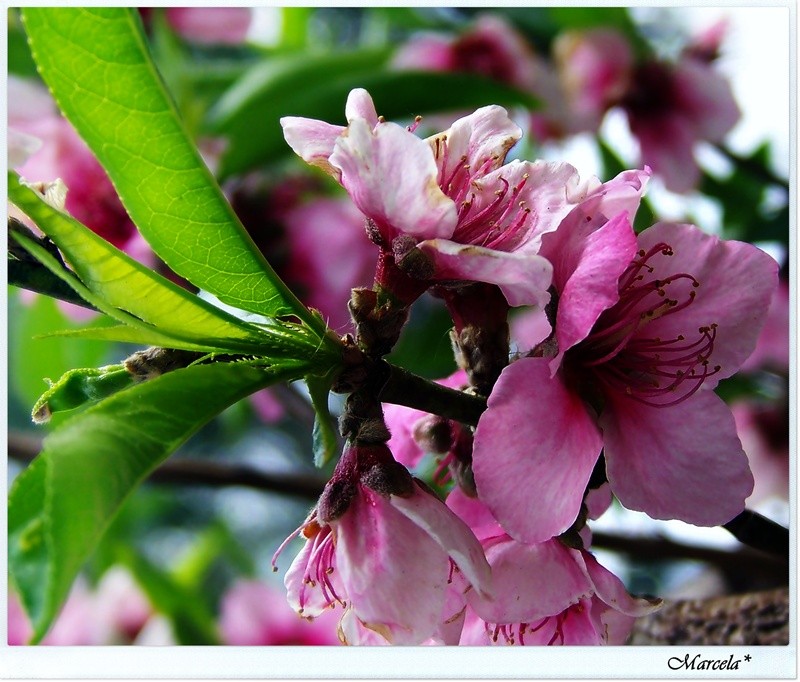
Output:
636 222 779 383
549 211 638 370
472 357 603 543
446 487 506 542
466 539 593 624
280 116 345 178
391 482 492 597
582 551 662 617
418 239 552 307
331 119 458 242
602 388 754 525
427 105 521 181
344 88 379 126
335 487 449 644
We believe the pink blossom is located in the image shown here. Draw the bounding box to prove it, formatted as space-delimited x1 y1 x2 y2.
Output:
448 490 659 645
554 29 633 132
274 443 490 644
283 88 636 307
9 567 153 645
473 218 778 543
220 580 339 645
392 15 539 92
622 56 740 193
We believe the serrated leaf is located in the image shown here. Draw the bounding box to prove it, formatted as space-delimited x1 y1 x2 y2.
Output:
8 357 309 642
209 61 539 177
21 8 322 332
306 372 340 468
31 365 134 424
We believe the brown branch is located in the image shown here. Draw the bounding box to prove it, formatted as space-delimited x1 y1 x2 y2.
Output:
630 587 790 645
379 362 487 427
8 432 325 501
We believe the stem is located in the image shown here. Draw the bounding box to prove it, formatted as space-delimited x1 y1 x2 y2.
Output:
379 362 487 427
722 510 789 560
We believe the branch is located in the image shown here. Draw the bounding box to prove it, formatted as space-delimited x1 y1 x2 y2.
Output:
723 510 789 560
8 431 326 500
630 587 789 645
379 362 487 427
592 532 787 585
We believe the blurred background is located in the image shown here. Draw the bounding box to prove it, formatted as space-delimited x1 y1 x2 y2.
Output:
7 6 790 645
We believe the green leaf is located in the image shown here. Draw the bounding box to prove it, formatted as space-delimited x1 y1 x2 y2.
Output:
10 173 326 359
21 8 323 332
306 372 340 468
120 548 220 645
209 57 539 177
8 357 309 642
31 365 134 424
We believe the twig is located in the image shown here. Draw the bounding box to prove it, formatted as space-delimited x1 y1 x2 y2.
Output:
8 431 325 500
379 362 487 427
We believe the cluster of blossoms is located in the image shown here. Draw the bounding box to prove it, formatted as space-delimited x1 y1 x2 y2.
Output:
274 88 777 645
393 14 740 193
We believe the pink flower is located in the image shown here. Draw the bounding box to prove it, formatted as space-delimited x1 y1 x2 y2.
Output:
621 54 740 193
392 15 539 93
273 443 491 644
554 29 634 132
473 218 778 543
9 567 153 645
282 88 595 308
220 580 340 645
448 489 659 645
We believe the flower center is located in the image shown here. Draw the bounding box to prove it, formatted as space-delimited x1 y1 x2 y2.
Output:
272 519 346 614
574 242 720 407
432 136 532 251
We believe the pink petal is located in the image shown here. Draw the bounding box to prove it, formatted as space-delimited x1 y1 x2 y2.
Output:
446 487 505 542
330 119 458 242
673 60 740 142
344 88 379 126
549 212 638 370
280 117 345 178
335 488 449 644
629 114 699 193
283 532 345 618
391 482 492 597
472 357 603 543
601 388 754 525
466 540 593 624
427 105 521 181
418 239 552 307
503 160 587 251
582 552 662 617
636 223 779 383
